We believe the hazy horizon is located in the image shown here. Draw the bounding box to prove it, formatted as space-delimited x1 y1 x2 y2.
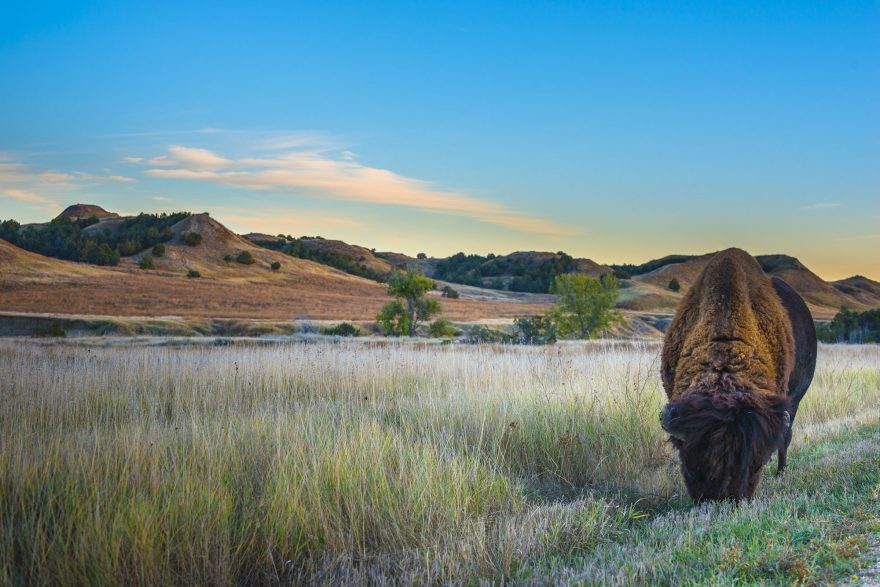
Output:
1 2 878 280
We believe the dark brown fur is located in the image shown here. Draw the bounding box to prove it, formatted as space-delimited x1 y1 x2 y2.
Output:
660 248 815 502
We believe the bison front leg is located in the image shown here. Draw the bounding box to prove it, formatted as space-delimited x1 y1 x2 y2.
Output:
776 411 793 476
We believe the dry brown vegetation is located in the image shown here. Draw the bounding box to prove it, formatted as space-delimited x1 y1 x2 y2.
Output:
0 237 550 321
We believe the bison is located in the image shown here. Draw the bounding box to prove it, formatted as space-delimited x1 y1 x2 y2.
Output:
659 248 817 502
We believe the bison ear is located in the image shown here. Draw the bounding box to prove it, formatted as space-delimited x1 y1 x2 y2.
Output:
660 403 686 440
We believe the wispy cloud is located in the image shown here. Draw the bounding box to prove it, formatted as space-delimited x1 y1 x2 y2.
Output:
0 156 133 206
134 142 577 235
804 202 842 210
2 187 51 203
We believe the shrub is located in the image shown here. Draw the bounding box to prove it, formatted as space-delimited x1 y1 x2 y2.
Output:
321 322 360 337
187 269 200 278
236 251 255 265
223 255 233 262
184 232 202 247
139 254 154 269
514 315 558 344
429 318 456 338
441 285 460 299
463 325 512 344
417 252 427 260
668 278 681 292
151 243 165 257
270 261 281 271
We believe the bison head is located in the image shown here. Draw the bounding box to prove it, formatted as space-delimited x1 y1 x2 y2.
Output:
660 385 790 503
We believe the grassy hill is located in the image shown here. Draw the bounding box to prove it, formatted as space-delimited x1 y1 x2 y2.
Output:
2 204 878 327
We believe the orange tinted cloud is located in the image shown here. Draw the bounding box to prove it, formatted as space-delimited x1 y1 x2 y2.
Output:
139 144 578 235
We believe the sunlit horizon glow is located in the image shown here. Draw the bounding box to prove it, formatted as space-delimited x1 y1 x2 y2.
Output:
0 2 877 281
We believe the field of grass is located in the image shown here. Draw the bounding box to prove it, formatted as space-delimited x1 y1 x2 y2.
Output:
0 339 878 585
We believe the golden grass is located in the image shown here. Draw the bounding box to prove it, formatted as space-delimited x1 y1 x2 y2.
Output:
1 340 878 584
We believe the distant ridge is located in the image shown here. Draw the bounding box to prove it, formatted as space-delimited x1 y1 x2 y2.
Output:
2 203 878 323
56 204 119 221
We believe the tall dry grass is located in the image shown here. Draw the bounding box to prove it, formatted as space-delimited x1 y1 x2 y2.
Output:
0 340 877 584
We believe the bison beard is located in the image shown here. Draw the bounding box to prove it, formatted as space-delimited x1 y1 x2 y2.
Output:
659 248 816 504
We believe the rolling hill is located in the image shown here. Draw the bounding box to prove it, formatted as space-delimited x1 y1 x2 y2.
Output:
2 204 878 329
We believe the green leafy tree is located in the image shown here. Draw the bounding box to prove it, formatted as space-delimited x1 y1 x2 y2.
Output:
377 270 441 336
550 273 623 339
152 243 165 257
668 278 681 292
139 254 154 269
186 269 200 278
514 314 558 344
184 232 202 246
270 261 281 271
236 251 255 265
376 300 409 336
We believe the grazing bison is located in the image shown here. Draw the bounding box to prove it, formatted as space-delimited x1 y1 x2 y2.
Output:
659 248 817 502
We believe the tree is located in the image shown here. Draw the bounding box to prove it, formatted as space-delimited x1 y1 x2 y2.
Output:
185 232 202 246
187 269 200 278
270 261 281 271
417 252 427 259
514 314 557 344
550 273 623 339
139 254 154 269
236 251 254 264
668 278 681 292
152 243 165 257
377 270 441 336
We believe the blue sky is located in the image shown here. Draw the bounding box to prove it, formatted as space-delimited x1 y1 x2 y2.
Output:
1 1 878 279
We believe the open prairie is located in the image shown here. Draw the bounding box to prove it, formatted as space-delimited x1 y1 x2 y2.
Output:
1 339 878 585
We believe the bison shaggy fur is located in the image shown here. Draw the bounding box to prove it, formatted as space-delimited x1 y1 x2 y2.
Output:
660 248 816 503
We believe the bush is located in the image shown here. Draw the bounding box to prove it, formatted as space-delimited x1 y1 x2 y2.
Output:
429 318 456 338
151 243 165 257
33 322 66 338
270 261 281 271
187 269 200 278
184 232 202 247
441 285 460 299
139 254 154 269
463 325 513 344
514 315 558 344
668 278 681 292
417 252 427 260
236 251 255 265
223 255 233 262
321 322 360 337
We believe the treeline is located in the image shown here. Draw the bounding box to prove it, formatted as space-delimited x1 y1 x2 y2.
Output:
0 212 190 266
609 255 696 279
817 308 880 343
254 236 388 282
434 251 577 293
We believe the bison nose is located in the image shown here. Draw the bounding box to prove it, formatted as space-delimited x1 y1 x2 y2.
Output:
660 404 678 425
